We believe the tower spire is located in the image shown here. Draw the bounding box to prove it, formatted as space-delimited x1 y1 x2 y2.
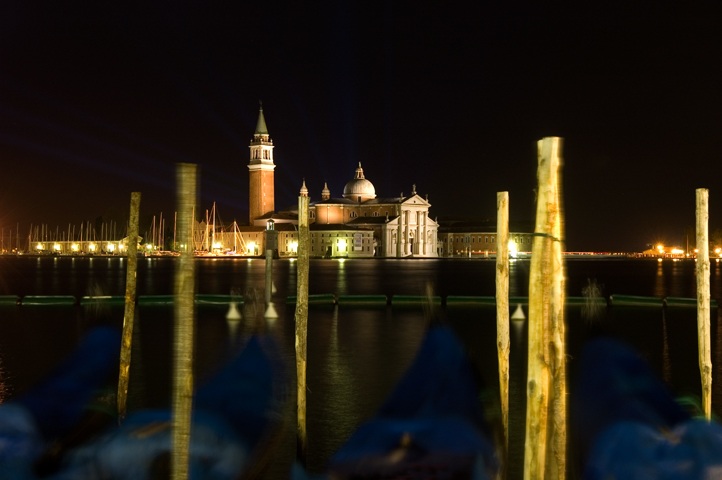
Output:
255 101 269 135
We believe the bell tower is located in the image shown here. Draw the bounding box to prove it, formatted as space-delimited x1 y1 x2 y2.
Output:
248 103 275 224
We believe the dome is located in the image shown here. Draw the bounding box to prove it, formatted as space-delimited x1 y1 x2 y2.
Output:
343 163 376 201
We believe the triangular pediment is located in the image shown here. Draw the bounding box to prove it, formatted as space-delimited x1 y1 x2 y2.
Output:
401 194 430 207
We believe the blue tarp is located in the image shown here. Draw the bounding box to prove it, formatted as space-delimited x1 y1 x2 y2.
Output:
574 338 722 480
328 325 498 480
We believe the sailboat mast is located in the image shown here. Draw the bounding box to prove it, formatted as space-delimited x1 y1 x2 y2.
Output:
152 215 156 252
205 209 209 251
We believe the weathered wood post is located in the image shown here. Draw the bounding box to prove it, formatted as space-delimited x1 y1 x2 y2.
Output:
265 249 273 306
295 194 310 464
547 139 566 480
172 163 197 480
524 137 566 480
117 191 140 423
696 188 712 420
496 191 510 453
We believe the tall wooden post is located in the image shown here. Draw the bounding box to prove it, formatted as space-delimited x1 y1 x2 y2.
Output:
547 138 566 480
524 137 566 480
265 249 273 305
117 191 141 423
496 191 510 453
295 195 310 464
172 163 197 480
696 188 712 420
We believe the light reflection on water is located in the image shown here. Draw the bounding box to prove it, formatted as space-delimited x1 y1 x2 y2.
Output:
655 261 665 298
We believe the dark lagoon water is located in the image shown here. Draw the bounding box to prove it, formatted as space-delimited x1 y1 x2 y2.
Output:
1 256 722 479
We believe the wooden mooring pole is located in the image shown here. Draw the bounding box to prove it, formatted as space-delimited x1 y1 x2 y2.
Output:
295 194 310 464
696 188 712 420
172 163 198 480
524 137 566 480
265 249 273 306
496 191 510 455
117 191 141 423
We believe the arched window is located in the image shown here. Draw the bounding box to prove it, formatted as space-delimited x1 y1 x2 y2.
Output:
350 211 358 218
373 212 378 217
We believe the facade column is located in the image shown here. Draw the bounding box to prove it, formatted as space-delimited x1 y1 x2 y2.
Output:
416 211 421 256
404 210 409 255
396 206 402 258
422 214 427 255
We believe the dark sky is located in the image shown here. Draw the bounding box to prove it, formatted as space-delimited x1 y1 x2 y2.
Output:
1 2 720 251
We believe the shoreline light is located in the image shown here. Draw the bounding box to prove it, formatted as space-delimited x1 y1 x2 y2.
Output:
509 240 518 258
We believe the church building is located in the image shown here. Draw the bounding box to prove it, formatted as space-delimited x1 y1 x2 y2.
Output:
246 106 439 258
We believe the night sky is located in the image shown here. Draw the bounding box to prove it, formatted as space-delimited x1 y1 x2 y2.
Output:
1 2 720 251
